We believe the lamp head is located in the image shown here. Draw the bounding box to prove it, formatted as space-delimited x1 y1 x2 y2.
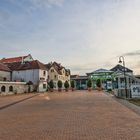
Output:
119 58 122 63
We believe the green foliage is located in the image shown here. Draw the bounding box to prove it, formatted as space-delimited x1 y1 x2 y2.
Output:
71 80 75 88
26 81 33 85
49 80 54 89
57 80 62 88
64 81 69 89
96 79 101 87
87 79 92 88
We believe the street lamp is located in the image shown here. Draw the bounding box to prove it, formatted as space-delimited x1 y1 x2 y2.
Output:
119 56 128 98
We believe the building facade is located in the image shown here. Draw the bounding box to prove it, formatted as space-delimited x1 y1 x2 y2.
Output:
0 54 48 93
10 60 48 92
71 75 88 90
0 54 33 64
87 69 114 90
46 62 70 89
110 64 140 98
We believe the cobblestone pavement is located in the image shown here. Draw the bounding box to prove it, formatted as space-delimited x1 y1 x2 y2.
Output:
0 91 140 140
0 93 38 109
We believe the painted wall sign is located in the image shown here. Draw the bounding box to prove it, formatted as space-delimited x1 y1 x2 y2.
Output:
131 85 140 98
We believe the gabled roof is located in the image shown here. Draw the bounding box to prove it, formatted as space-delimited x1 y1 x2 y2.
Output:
110 64 133 73
87 68 113 76
70 75 79 79
0 63 11 72
0 54 32 64
45 61 70 75
5 60 47 71
71 75 88 80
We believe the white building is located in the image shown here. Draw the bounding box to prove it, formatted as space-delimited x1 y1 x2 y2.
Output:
0 54 33 64
10 60 48 92
111 64 140 98
0 55 48 93
45 62 70 89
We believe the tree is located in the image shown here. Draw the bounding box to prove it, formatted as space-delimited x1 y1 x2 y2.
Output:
64 81 69 91
96 79 101 88
87 79 92 91
96 79 102 91
49 80 54 92
71 80 75 91
26 81 33 85
57 80 62 91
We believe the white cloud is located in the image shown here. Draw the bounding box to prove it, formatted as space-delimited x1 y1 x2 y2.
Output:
29 0 64 8
1 0 140 75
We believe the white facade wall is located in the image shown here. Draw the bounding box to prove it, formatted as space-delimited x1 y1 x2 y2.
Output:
38 69 48 92
48 67 70 89
39 69 48 81
24 55 33 62
12 69 39 84
0 71 11 81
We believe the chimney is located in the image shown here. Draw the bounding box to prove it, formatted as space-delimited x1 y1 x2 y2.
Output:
21 56 24 64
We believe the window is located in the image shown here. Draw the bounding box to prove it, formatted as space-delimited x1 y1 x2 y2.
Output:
51 69 54 72
9 86 13 92
40 77 45 81
43 84 46 89
54 75 57 79
1 86 6 92
43 71 46 76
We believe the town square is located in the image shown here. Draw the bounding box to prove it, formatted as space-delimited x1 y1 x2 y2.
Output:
1 0 140 140
0 91 140 140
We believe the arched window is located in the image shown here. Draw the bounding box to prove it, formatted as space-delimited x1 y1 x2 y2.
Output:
1 86 6 92
9 86 13 92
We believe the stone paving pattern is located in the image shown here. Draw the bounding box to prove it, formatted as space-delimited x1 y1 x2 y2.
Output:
0 93 37 109
0 91 140 140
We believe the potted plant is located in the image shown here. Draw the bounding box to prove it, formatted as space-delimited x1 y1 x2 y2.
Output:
49 80 54 92
71 80 75 91
87 79 92 91
64 81 69 92
96 79 102 91
57 80 62 92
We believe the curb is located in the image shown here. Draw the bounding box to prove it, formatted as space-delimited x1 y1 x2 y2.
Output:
105 91 140 116
0 94 39 111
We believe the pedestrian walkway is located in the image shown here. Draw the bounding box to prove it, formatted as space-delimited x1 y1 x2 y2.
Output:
0 91 140 140
0 93 38 110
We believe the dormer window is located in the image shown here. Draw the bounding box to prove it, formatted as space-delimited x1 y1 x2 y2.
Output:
63 70 65 73
51 69 54 72
43 71 46 76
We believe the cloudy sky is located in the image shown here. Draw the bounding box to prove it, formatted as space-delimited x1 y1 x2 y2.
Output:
0 0 140 75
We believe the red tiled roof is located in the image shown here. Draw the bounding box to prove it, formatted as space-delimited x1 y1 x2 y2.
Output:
0 63 11 72
6 60 47 71
0 55 30 64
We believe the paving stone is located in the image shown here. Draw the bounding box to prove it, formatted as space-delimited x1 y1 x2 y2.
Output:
0 91 140 140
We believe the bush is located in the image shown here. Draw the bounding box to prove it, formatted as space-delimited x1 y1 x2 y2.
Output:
64 81 69 91
87 79 92 88
96 79 101 88
71 80 75 88
49 80 54 89
57 80 62 91
26 81 33 85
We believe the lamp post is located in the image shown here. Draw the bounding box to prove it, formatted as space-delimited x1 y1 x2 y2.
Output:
119 56 128 98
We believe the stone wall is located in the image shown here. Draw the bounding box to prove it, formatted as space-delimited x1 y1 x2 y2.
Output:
0 81 34 95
